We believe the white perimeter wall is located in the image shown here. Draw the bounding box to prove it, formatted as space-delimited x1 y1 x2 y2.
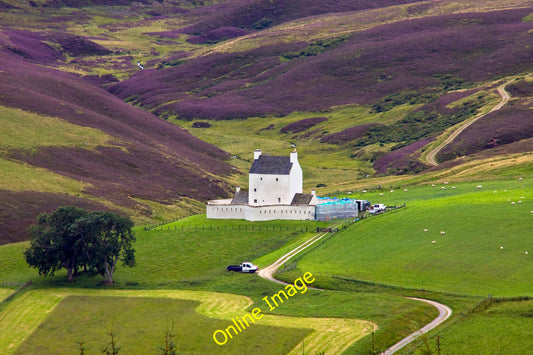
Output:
207 204 315 221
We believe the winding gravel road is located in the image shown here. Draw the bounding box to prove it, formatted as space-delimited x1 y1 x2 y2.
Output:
257 230 452 354
425 82 510 166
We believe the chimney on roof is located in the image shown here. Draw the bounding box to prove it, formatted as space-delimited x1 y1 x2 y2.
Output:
290 149 298 163
311 189 316 196
236 186 241 193
254 149 262 160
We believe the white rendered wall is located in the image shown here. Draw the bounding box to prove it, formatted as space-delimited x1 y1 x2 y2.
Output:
207 204 315 221
289 158 303 200
249 174 290 205
206 204 245 219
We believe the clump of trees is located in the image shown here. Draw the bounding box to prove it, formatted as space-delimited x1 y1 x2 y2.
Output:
24 206 136 285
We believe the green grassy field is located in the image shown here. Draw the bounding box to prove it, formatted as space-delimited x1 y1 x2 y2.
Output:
277 178 533 297
0 217 438 355
2 177 531 354
13 294 309 355
400 297 533 355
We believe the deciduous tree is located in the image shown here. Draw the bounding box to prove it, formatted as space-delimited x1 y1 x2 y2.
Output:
24 206 89 282
24 207 135 284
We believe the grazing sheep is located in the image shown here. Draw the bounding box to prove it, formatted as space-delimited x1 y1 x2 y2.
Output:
424 229 428 232
440 231 446 234
432 241 436 244
477 185 483 188
500 246 504 249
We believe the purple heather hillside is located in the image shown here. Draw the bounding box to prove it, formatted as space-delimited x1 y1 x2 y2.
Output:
180 0 427 36
373 138 433 175
2 30 111 64
0 48 235 242
436 101 533 162
280 117 328 133
109 8 533 120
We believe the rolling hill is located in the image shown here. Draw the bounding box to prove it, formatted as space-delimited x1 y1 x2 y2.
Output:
0 0 532 244
0 31 233 243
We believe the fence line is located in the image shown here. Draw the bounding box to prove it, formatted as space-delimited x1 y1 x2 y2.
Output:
147 224 312 232
143 204 406 232
0 280 32 305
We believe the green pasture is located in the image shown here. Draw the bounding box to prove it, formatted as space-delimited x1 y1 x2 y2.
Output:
13 294 308 355
172 103 418 189
276 178 533 297
0 289 13 301
404 298 533 355
0 216 439 355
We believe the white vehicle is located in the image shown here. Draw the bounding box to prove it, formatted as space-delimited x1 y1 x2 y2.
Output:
226 262 258 273
369 204 386 214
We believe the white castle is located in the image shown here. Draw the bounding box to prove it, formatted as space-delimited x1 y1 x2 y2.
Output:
206 149 318 221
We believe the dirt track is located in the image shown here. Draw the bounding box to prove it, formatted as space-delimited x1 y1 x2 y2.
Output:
425 83 510 166
258 229 452 354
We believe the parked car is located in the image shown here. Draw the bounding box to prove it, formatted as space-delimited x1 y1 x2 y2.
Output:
226 262 258 273
369 204 386 214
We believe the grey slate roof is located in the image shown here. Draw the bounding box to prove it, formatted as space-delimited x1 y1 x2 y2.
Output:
291 193 313 205
249 156 292 175
231 190 249 205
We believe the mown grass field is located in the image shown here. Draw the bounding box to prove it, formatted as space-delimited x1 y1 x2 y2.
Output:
10 292 309 355
0 216 437 355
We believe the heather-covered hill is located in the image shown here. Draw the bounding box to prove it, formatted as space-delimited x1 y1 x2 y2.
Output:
178 0 426 43
110 7 533 120
437 80 533 163
0 43 233 243
1 0 533 244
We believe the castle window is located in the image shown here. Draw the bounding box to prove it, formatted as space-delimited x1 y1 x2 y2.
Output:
254 188 257 192
276 178 278 181
278 198 281 203
254 199 257 203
